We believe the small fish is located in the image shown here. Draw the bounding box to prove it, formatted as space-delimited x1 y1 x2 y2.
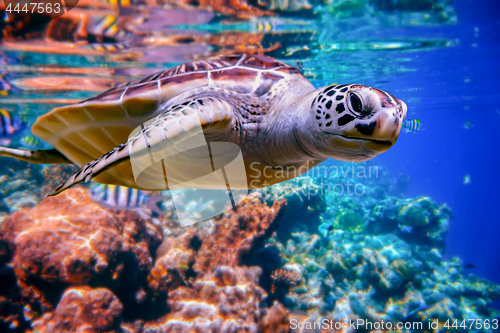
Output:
252 21 276 33
88 183 169 214
463 174 471 185
21 135 40 148
195 198 203 212
0 76 11 94
295 61 304 75
107 0 131 6
464 263 475 269
399 225 413 233
403 119 422 133
326 224 334 233
86 15 128 49
463 120 474 129
0 109 27 145
402 304 432 323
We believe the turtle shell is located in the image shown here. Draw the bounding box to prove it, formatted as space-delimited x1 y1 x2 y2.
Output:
31 54 304 186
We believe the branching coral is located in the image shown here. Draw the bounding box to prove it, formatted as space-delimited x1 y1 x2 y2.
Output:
271 268 301 293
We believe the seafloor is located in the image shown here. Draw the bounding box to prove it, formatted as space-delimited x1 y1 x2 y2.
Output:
0 158 498 332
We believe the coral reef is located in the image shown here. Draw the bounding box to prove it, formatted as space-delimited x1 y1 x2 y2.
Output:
0 160 82 213
0 159 44 214
142 194 287 332
0 188 162 316
265 229 500 331
0 189 292 332
255 166 499 331
0 160 499 332
370 196 452 251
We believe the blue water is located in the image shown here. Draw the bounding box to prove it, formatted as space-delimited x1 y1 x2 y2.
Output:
375 0 500 286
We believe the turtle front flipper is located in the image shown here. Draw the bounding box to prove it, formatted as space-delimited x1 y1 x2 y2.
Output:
48 98 235 196
0 147 74 164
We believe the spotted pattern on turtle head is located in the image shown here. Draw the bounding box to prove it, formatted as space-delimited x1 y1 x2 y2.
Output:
311 84 351 128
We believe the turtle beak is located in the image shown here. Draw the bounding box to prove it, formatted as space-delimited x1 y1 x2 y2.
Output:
359 98 407 152
329 87 407 156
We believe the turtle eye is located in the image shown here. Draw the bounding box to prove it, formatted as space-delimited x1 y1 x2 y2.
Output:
350 93 364 114
350 93 363 114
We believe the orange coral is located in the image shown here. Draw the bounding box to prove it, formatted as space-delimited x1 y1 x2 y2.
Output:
147 228 197 298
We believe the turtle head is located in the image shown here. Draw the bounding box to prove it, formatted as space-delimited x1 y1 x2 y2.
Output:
310 84 407 162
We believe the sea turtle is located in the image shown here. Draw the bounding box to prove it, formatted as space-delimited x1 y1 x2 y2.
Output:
0 54 407 196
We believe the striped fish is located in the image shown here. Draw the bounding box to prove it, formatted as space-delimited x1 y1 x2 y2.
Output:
403 119 422 133
251 21 277 33
85 15 130 52
106 0 131 5
21 135 40 148
0 109 27 145
88 183 169 214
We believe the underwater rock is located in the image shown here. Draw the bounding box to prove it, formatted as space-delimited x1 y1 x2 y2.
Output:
0 188 162 313
335 210 365 232
150 265 266 332
3 191 39 213
31 287 123 333
397 197 434 227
